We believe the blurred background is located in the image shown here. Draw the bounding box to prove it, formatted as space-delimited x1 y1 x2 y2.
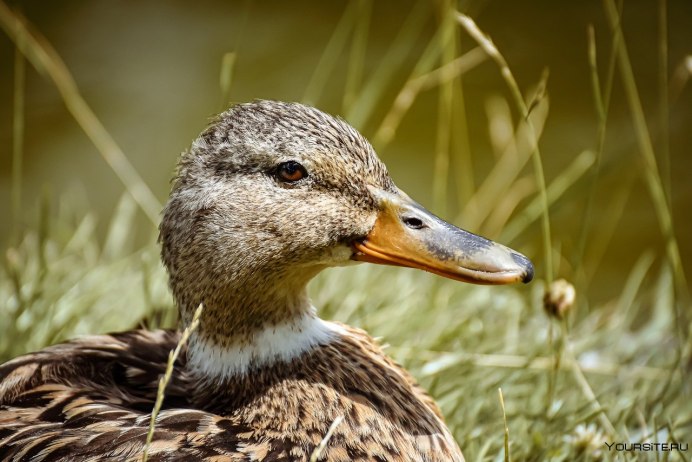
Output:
1 1 691 459
1 1 691 303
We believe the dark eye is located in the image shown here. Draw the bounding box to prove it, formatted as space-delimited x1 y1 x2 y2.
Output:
276 161 308 182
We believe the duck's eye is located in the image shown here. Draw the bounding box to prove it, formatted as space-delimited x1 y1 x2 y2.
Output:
276 161 308 182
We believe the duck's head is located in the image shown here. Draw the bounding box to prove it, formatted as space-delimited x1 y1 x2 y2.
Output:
160 101 533 373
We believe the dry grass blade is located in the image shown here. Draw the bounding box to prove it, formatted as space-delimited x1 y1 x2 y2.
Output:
498 388 510 462
501 150 595 243
346 0 429 129
302 1 358 105
373 46 486 150
587 26 606 121
0 1 161 225
565 344 617 437
456 13 553 283
370 10 462 150
11 25 25 239
574 24 618 292
142 304 203 462
219 51 237 110
309 415 344 462
433 1 456 217
459 94 547 232
342 0 371 112
418 349 669 381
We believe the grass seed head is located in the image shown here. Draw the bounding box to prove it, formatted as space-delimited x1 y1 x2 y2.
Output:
543 278 576 320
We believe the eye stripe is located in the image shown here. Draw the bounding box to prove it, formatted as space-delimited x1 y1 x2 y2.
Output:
276 161 308 183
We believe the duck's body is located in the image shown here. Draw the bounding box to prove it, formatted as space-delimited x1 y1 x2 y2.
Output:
0 326 458 461
0 101 533 461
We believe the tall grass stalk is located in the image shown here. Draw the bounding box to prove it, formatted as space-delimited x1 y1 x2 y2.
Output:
371 10 454 147
581 175 633 287
373 46 486 150
498 388 510 462
460 95 544 232
565 339 617 436
456 13 553 285
602 0 688 306
450 51 475 208
346 0 429 130
142 304 203 462
342 0 370 112
0 2 161 225
574 23 621 294
432 1 456 216
11 31 25 240
658 0 671 203
219 51 237 110
500 150 595 244
302 1 357 105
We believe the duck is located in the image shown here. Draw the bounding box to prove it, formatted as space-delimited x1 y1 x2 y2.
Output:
0 100 533 462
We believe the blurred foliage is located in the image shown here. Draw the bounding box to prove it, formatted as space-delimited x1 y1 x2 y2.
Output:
0 193 173 359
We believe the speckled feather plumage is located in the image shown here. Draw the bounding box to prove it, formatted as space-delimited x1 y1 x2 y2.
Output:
0 328 461 461
0 101 464 461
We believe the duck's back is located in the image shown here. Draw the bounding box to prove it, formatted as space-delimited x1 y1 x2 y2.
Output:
0 330 207 461
0 327 463 462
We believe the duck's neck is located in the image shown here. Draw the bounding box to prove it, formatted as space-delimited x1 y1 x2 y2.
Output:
183 285 345 381
186 311 344 380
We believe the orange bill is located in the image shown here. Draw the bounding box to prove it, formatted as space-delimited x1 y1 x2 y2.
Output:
352 188 534 285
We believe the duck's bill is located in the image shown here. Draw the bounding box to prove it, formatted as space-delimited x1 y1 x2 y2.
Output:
351 188 534 285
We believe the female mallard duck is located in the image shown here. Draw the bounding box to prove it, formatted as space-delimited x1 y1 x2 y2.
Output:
0 100 533 461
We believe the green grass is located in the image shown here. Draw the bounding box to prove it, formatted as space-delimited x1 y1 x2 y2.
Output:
2 1 690 461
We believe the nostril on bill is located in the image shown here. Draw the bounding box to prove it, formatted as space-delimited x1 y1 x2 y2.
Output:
402 216 425 230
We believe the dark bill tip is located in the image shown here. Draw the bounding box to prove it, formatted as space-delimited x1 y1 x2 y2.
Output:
511 252 534 283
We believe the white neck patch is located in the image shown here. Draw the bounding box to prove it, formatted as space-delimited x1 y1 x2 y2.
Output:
186 312 346 380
